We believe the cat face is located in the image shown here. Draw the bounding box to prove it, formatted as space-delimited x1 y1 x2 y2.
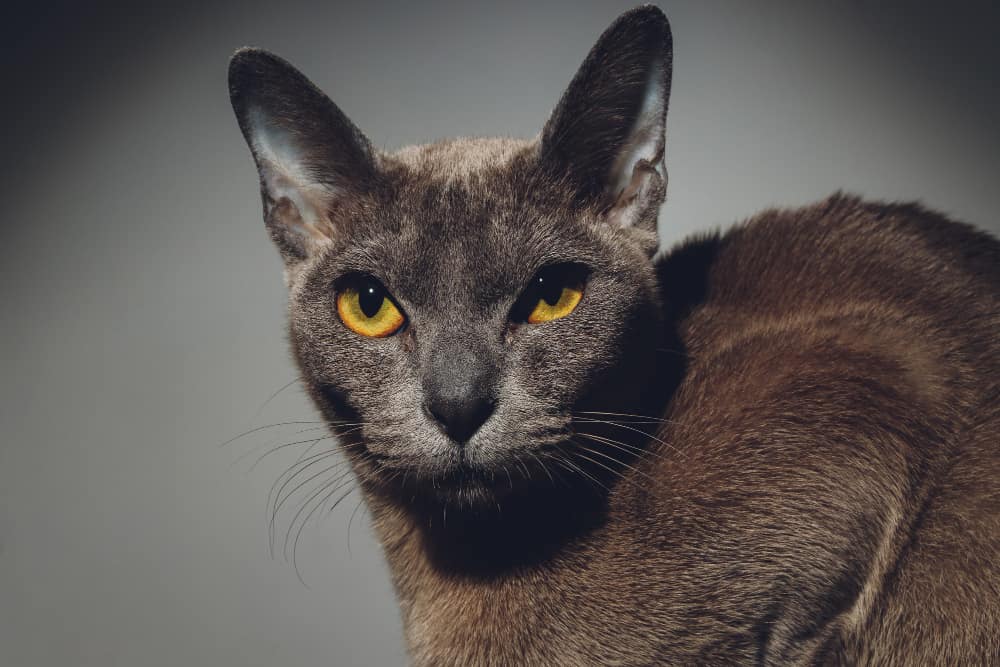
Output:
230 7 673 507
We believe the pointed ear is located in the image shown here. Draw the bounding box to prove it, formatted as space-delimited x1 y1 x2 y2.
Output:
540 6 672 240
228 48 377 261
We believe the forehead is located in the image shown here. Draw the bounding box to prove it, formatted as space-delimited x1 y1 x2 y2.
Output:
337 138 600 310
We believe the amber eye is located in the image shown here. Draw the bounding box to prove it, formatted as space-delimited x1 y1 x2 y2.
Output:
336 276 406 338
515 264 587 324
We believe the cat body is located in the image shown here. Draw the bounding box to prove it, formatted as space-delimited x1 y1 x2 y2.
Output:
370 193 1000 665
229 6 1000 664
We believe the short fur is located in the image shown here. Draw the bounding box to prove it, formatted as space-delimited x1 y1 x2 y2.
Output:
229 6 1000 664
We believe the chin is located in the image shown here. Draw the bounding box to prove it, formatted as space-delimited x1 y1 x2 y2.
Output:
427 473 509 510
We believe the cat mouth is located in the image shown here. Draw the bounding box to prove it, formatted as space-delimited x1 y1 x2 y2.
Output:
370 445 557 507
413 453 508 490
425 462 531 507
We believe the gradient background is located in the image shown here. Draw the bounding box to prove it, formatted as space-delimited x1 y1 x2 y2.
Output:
2 1 998 665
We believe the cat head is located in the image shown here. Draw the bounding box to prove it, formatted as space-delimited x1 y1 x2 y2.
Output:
229 6 672 509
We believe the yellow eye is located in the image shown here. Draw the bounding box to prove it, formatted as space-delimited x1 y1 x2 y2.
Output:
527 285 584 323
522 265 586 324
336 278 405 338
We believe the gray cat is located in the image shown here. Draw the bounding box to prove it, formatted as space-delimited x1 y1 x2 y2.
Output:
229 6 1000 664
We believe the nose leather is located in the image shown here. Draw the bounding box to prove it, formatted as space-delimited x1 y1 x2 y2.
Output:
426 392 494 443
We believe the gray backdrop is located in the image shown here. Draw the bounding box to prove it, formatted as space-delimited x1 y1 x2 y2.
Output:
2 1 998 665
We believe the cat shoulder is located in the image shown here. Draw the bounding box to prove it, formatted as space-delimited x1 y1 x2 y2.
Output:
658 192 1000 318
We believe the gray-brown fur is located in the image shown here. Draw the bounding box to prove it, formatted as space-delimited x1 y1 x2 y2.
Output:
229 6 1000 664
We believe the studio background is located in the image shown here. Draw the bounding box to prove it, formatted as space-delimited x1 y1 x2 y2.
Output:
2 1 998 665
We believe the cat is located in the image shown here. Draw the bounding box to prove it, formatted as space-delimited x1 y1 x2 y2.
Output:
228 5 1000 665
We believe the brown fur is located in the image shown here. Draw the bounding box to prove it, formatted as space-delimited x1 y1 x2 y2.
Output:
364 194 1000 665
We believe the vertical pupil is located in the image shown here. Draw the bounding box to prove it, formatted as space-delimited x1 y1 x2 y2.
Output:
538 275 564 306
358 283 384 318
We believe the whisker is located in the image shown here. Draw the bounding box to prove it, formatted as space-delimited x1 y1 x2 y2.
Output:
552 451 610 492
268 455 349 550
289 480 355 585
285 423 365 466
271 462 352 536
541 452 574 488
290 435 327 467
252 376 302 418
235 435 331 471
283 472 354 560
291 424 342 436
219 421 328 448
573 415 685 457
527 450 556 486
226 422 358 475
575 431 664 466
267 447 343 512
577 410 684 426
284 466 356 517
347 496 366 558
285 424 359 471
570 446 629 483
574 416 662 426
514 457 533 483
573 435 660 486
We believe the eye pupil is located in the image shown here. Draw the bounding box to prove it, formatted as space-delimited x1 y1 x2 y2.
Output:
538 276 563 306
358 283 384 318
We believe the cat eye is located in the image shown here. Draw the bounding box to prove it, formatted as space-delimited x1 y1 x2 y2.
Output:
335 275 406 338
514 264 587 325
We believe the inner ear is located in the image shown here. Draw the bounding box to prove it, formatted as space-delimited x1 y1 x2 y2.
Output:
229 48 377 262
264 196 337 261
606 151 666 232
607 61 669 200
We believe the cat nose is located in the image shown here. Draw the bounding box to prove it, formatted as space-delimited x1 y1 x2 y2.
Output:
423 345 497 444
425 391 495 444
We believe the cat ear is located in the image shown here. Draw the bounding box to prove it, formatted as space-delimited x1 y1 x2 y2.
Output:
540 6 672 241
228 48 377 261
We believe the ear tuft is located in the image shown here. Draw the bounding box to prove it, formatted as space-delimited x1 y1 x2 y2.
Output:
540 6 672 236
229 48 376 260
